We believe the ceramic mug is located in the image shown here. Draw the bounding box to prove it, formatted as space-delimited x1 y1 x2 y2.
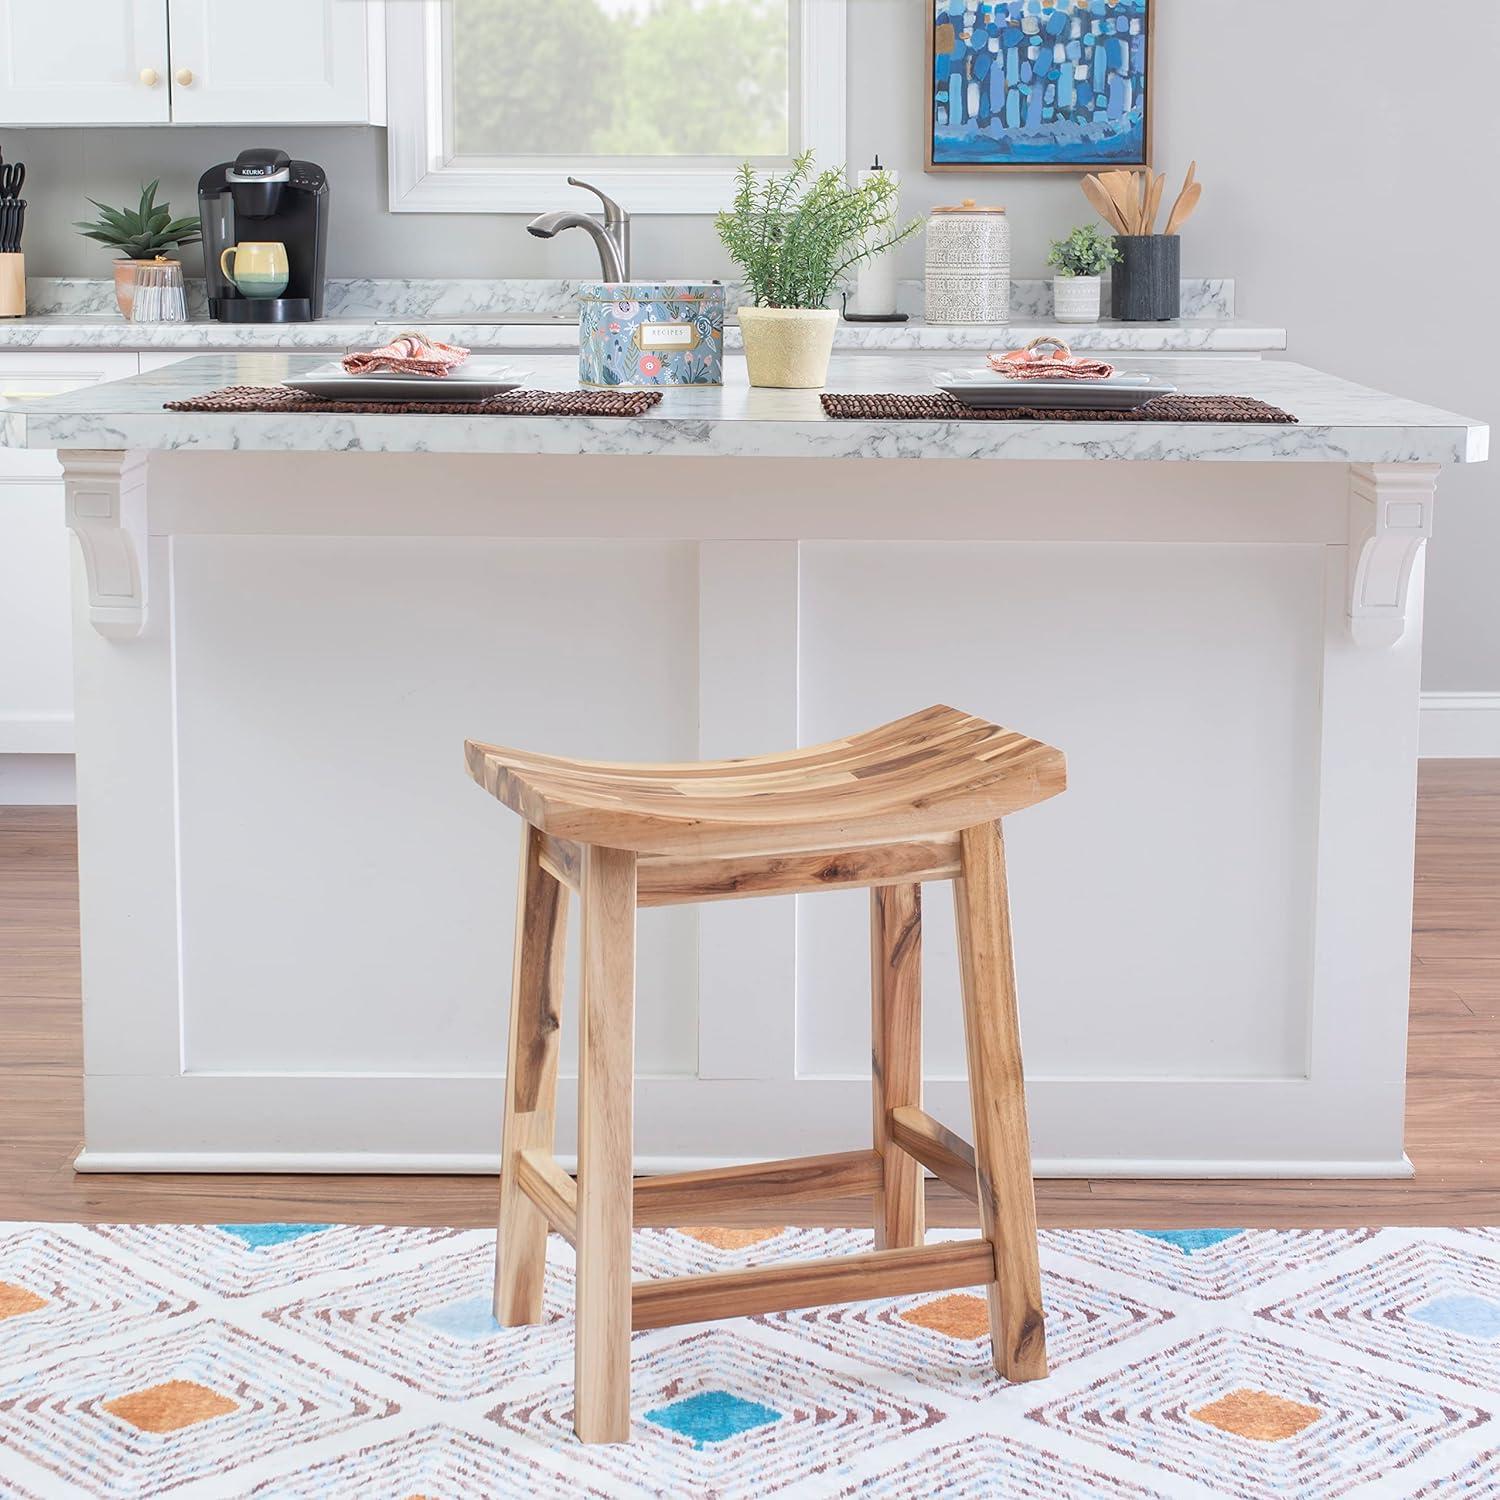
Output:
219 241 288 299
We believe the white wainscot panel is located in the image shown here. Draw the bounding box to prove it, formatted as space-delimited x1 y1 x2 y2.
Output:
172 535 700 1077
795 540 1326 1086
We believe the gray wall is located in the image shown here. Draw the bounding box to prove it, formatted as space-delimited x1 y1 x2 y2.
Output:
7 0 1496 688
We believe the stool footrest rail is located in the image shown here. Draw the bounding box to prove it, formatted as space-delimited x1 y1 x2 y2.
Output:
630 1239 997 1330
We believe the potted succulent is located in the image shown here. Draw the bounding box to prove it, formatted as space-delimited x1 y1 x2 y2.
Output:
75 181 201 318
716 151 920 388
1046 224 1121 325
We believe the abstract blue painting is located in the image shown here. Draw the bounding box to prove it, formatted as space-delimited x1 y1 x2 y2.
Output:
929 0 1152 171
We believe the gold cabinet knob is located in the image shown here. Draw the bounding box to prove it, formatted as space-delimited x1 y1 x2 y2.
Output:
139 67 160 87
175 67 194 87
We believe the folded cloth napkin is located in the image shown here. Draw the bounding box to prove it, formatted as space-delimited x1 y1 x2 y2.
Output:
342 331 470 377
987 336 1115 382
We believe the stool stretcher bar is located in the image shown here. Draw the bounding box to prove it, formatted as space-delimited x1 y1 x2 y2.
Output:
630 1239 998 1331
888 1105 981 1202
515 1148 889 1244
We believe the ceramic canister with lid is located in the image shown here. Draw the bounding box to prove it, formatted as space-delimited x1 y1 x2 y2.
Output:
923 199 1010 325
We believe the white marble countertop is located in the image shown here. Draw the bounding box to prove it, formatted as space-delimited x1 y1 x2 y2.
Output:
0 351 1486 465
0 313 1284 355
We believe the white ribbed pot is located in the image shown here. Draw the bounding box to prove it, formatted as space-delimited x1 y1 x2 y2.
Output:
737 306 838 389
1052 274 1102 325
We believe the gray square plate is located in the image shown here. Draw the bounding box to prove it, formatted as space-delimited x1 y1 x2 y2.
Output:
935 369 1177 410
284 359 531 403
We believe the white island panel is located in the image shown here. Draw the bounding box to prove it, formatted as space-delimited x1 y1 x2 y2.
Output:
795 540 1324 1085
170 534 702 1078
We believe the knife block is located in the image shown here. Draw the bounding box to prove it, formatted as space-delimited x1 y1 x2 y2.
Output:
0 254 23 318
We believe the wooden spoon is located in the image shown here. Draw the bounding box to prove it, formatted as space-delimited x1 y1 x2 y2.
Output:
1081 174 1127 234
1164 180 1202 236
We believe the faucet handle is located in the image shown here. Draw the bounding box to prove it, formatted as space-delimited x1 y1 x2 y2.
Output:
567 175 626 225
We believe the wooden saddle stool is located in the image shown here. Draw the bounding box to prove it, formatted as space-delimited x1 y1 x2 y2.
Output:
465 704 1066 1443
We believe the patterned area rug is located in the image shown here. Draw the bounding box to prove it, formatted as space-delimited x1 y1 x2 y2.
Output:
1 1222 1498 1498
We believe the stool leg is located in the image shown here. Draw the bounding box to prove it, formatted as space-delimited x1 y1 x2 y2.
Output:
495 824 569 1326
871 883 924 1249
574 843 638 1444
953 820 1047 1382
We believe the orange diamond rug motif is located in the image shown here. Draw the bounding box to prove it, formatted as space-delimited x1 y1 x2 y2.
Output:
1190 1387 1323 1442
103 1379 240 1434
0 1281 47 1321
900 1291 991 1341
677 1227 786 1252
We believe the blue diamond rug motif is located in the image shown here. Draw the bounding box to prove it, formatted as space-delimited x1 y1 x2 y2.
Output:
1412 1293 1500 1342
1137 1228 1244 1255
416 1294 502 1342
645 1390 783 1448
218 1222 332 1250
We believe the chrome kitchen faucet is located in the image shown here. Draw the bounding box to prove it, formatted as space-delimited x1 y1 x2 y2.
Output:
526 177 631 283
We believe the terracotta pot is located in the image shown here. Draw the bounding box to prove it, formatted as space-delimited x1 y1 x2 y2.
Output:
737 306 838 389
112 260 140 318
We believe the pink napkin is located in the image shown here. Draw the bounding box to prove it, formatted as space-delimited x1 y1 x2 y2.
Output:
342 332 471 378
987 337 1115 382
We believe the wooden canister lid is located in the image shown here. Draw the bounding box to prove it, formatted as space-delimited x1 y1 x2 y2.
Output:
930 198 1006 214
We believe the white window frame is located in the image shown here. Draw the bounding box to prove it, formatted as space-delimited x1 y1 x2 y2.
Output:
386 0 846 214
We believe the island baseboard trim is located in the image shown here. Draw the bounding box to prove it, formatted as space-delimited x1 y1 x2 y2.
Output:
71 1149 1416 1180
1419 692 1500 758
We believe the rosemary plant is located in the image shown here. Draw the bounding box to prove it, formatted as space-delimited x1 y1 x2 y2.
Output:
715 151 921 309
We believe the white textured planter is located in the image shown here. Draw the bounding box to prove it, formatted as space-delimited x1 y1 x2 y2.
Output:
1053 275 1102 325
738 306 839 389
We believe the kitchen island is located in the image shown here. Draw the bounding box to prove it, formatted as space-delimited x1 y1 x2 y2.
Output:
2 351 1486 1179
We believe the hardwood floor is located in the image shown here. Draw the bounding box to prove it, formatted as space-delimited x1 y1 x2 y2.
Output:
3 763 1498 1229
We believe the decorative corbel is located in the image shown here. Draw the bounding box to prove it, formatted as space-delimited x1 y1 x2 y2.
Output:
1347 463 1440 648
61 450 150 640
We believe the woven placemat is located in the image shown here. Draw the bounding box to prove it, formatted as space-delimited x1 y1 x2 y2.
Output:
164 385 664 417
820 393 1297 423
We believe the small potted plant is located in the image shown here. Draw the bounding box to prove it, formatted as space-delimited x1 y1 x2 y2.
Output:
75 181 201 318
716 152 920 388
1047 224 1121 325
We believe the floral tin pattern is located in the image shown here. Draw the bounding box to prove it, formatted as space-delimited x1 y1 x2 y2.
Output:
578 282 724 388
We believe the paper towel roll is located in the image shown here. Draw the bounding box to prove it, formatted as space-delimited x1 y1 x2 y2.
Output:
855 164 899 317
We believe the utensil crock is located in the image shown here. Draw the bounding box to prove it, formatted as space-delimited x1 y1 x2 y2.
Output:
1110 235 1181 322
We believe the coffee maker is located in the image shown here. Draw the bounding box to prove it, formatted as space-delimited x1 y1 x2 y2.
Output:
199 148 328 322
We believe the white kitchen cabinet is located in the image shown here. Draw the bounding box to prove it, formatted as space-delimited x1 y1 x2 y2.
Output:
0 0 380 127
0 353 140 772
0 0 170 125
166 0 377 125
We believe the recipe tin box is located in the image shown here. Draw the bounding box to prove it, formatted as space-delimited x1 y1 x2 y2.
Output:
578 282 724 388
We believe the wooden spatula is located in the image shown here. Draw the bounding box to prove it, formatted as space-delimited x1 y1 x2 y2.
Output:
1081 174 1127 234
1145 171 1166 235
1164 180 1202 236
1098 171 1139 234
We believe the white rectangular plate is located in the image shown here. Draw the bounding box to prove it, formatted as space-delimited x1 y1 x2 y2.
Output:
935 369 1178 411
285 359 531 403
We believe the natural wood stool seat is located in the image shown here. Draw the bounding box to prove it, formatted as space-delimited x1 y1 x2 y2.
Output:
465 705 1066 1443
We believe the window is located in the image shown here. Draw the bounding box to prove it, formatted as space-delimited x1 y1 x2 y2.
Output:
386 0 846 214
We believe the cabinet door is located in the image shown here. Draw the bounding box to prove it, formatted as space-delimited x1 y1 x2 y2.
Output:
0 354 141 759
166 0 370 124
0 0 169 125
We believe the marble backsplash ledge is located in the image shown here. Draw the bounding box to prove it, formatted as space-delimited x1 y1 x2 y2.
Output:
23 276 1236 322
